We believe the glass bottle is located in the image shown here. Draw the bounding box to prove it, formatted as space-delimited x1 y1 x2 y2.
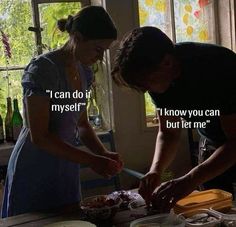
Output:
5 97 13 142
87 96 101 129
0 113 4 144
12 98 23 143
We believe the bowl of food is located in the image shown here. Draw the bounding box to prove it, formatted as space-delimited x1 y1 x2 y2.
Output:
80 194 122 220
109 190 144 209
179 209 222 227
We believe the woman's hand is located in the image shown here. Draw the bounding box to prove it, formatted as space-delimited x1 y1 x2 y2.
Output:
101 150 124 170
151 175 196 213
138 171 161 206
90 154 122 178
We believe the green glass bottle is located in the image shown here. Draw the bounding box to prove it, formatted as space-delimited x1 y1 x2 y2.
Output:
0 113 4 144
5 97 13 142
12 98 23 143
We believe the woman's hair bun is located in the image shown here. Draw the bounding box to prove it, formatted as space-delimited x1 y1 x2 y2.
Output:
57 15 74 33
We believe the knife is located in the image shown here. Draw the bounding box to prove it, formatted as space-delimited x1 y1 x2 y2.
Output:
123 168 145 179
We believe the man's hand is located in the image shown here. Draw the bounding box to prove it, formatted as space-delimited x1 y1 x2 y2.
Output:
151 175 196 213
139 171 161 206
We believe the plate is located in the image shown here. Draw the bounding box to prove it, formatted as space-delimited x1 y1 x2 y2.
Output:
44 220 96 227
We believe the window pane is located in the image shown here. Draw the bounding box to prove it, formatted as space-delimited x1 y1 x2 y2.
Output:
138 0 171 124
39 2 82 51
138 0 216 127
92 61 112 131
174 0 216 43
0 0 35 66
145 92 157 126
0 1 32 119
138 0 172 37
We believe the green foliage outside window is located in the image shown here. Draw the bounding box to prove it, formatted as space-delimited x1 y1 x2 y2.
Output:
144 92 156 116
0 0 33 117
0 1 81 118
39 2 81 51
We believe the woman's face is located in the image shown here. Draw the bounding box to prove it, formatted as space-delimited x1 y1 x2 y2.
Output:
73 35 114 65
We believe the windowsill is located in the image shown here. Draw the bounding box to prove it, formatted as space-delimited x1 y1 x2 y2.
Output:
0 142 15 151
146 122 158 128
146 114 159 128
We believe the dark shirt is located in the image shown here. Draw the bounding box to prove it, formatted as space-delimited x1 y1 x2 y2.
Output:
149 42 236 145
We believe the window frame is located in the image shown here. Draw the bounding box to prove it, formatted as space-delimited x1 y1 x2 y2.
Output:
31 0 90 55
0 0 114 132
0 0 90 73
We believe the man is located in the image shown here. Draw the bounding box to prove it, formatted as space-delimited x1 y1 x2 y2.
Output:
111 26 236 212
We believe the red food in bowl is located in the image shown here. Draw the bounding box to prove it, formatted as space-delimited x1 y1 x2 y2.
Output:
80 195 122 220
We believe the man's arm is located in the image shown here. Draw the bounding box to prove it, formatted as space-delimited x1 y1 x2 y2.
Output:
151 113 236 213
139 110 182 205
187 113 236 186
150 110 182 173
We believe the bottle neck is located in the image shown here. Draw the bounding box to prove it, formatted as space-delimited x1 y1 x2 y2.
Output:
6 97 12 113
88 97 99 115
13 99 19 112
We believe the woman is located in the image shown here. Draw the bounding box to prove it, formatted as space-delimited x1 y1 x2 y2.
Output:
2 6 123 217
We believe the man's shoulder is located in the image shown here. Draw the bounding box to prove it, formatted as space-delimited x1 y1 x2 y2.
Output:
174 42 235 57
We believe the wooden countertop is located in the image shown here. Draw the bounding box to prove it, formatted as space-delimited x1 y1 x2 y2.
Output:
1 201 235 226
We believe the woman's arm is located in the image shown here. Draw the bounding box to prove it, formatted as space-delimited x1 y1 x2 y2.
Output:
26 95 120 177
77 110 123 168
77 110 108 155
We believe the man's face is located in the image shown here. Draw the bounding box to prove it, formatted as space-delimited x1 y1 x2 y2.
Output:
136 55 176 93
139 70 173 93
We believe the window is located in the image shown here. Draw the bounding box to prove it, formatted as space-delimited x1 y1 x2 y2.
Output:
0 0 112 132
0 0 34 117
31 1 85 54
138 0 227 127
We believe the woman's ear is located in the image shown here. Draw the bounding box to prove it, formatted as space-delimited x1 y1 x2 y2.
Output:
73 31 84 42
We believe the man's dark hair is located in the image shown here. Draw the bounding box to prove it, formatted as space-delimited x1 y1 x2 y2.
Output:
112 26 174 90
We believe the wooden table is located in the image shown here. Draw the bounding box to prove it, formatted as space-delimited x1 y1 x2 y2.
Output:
2 203 236 227
0 205 148 227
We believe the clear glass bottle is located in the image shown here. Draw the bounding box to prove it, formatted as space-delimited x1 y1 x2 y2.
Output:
87 96 101 129
5 97 13 142
12 98 23 143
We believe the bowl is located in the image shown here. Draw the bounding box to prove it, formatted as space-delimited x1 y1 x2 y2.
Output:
80 194 122 220
130 213 185 227
209 208 236 226
109 190 144 209
179 209 222 227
